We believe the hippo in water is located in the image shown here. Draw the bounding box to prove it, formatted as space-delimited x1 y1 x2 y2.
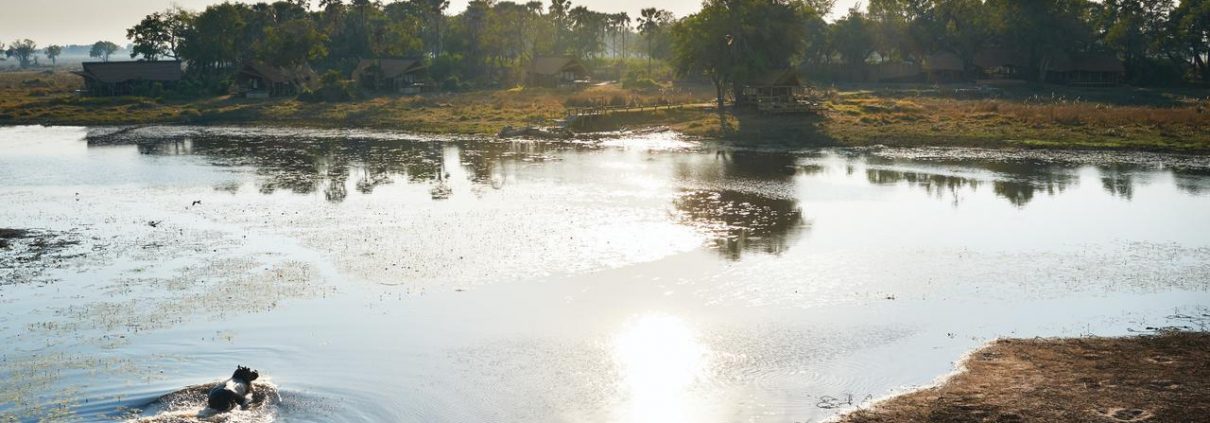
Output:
207 366 259 412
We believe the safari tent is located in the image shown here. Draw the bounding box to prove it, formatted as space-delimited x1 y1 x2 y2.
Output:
72 61 183 96
352 58 429 94
974 48 1029 81
527 56 588 88
235 62 318 98
1043 53 1125 86
922 52 965 82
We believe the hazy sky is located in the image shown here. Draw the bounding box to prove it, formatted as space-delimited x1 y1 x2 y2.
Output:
1 0 862 46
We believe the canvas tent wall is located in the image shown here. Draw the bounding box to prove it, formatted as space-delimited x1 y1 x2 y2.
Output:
922 52 965 82
353 58 429 94
527 56 588 88
72 61 183 96
1043 53 1124 86
974 48 1029 81
236 62 318 97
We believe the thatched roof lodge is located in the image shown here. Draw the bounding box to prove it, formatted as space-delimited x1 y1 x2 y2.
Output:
527 56 588 88
974 48 1028 81
738 69 816 113
872 62 922 83
236 62 318 98
352 58 429 94
1045 53 1125 86
922 52 965 82
72 61 182 96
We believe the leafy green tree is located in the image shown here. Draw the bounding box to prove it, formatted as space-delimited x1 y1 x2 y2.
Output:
549 0 572 54
178 3 250 71
672 0 809 110
934 0 990 66
1173 0 1210 81
830 8 874 66
984 0 1095 81
5 39 38 68
127 7 193 60
410 0 449 56
89 41 119 62
800 8 830 65
44 45 62 66
262 19 329 67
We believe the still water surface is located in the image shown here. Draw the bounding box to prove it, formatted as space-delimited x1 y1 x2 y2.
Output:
1 125 1208 422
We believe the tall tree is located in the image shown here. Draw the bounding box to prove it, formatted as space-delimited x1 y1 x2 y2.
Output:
984 0 1096 81
549 0 571 54
44 45 62 66
261 19 329 67
5 39 38 68
672 0 809 110
1173 0 1210 81
127 7 193 60
89 41 119 62
830 8 874 67
411 0 450 56
638 8 674 72
178 3 251 71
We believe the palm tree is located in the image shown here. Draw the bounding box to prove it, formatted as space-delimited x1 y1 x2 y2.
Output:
638 8 659 73
420 0 449 56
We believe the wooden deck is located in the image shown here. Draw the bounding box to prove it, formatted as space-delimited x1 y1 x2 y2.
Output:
756 100 821 114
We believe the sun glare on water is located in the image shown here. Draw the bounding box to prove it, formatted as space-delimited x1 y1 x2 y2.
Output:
612 314 710 423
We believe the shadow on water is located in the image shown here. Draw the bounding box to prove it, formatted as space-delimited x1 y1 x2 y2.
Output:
724 108 840 147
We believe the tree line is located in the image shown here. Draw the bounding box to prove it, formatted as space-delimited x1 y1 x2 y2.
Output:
4 0 1209 97
673 0 1209 105
108 0 678 91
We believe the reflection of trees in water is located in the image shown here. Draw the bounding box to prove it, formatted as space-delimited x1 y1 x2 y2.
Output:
866 169 981 206
124 136 569 202
1174 168 1210 195
865 160 1078 207
670 150 808 260
672 190 805 260
1097 164 1149 200
719 150 800 180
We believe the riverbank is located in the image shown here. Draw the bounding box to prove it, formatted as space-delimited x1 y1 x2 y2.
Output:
2 71 1208 152
839 331 1210 423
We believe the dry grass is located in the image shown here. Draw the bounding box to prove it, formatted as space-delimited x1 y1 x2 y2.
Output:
822 90 1210 151
840 331 1210 423
2 69 1208 151
563 84 710 108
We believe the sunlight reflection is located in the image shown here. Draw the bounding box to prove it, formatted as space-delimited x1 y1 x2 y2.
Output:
612 314 709 423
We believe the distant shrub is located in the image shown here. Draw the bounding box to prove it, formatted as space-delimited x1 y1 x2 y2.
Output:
441 76 462 92
300 71 358 102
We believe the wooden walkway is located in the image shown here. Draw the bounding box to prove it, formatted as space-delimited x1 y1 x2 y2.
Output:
565 103 711 119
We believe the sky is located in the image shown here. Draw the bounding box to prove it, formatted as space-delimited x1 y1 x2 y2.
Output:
0 0 863 47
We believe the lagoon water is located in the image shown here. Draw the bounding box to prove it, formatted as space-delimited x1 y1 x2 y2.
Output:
1 125 1208 422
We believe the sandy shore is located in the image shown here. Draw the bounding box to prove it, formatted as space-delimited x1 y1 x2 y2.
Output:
839 331 1210 422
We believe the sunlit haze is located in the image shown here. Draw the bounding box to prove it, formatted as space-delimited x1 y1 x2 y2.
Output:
0 0 862 46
